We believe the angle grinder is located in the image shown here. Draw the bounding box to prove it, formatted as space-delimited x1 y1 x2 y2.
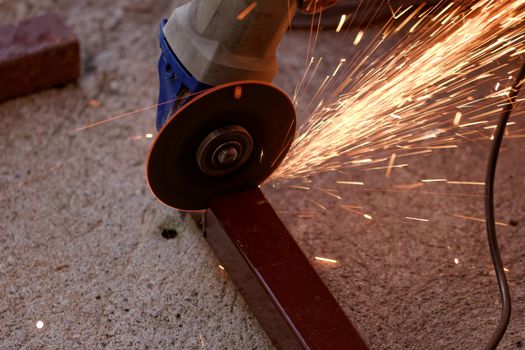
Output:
147 0 335 210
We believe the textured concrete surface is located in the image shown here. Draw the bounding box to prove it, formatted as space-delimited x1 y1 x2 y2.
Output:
0 1 272 349
1 1 524 349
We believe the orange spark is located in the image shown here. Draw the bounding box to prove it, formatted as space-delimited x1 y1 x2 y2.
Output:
335 15 347 33
315 256 338 263
272 0 525 181
353 31 364 45
405 216 430 222
452 214 508 227
421 178 447 182
385 153 397 177
336 181 364 186
236 2 257 21
446 181 485 186
453 111 462 126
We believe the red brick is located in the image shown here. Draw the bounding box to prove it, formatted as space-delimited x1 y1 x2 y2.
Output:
0 13 80 102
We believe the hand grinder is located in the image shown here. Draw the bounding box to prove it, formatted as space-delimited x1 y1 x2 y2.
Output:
147 0 336 211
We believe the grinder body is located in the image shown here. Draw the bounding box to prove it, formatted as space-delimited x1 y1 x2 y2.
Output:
156 0 297 130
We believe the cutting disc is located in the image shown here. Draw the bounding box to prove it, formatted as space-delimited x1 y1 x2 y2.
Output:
147 81 296 211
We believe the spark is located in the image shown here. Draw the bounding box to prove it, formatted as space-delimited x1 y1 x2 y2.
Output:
453 111 462 126
424 145 458 149
388 2 411 19
363 214 373 220
446 181 485 186
218 265 225 271
353 31 364 46
340 204 363 210
316 187 343 200
385 153 397 177
405 216 429 222
394 3 424 33
36 321 44 329
335 15 347 33
459 121 488 128
315 256 338 263
451 214 509 227
289 185 310 190
432 3 455 22
74 92 203 132
336 181 364 186
332 59 346 77
145 133 153 139
483 121 515 129
364 163 407 171
421 178 447 182
273 0 525 180
350 158 373 164
454 258 459 264
393 5 414 20
308 198 329 212
236 2 257 21
409 11 428 33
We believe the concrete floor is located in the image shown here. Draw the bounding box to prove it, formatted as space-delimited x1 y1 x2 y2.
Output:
1 1 524 349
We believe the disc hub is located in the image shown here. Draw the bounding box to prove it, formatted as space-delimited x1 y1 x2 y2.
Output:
196 125 253 176
214 142 240 165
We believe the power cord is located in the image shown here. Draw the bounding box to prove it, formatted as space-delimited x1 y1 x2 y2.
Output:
483 58 525 350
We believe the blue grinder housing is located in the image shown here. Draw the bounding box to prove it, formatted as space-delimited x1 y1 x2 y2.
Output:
156 20 212 131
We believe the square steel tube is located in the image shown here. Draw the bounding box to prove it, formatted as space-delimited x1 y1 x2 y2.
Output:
206 187 368 349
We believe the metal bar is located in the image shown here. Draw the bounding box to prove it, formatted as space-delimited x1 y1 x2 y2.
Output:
206 187 368 350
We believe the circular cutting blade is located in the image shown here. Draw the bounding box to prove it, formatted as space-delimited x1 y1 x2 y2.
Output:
147 81 296 211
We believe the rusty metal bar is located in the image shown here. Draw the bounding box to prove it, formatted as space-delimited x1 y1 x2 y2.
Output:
206 187 368 350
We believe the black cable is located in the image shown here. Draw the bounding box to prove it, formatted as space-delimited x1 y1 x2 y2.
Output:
483 59 525 350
